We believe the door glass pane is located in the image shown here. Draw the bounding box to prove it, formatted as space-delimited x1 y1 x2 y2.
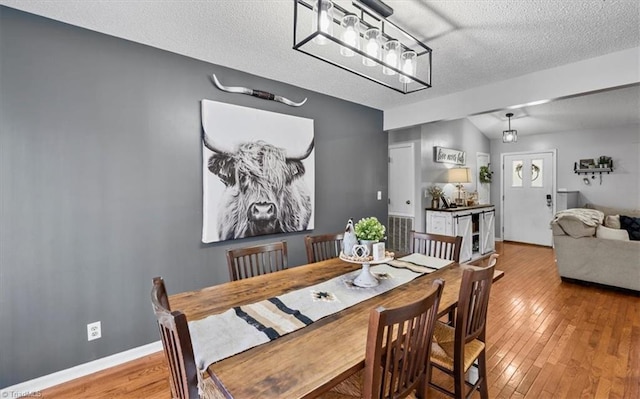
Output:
531 159 543 187
512 160 523 187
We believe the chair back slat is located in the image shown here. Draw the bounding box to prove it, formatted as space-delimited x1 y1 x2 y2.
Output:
409 231 463 263
304 233 344 263
226 241 288 281
364 280 444 399
151 277 199 399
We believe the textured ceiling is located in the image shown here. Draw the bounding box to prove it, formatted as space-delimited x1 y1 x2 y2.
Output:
1 0 638 112
468 84 640 139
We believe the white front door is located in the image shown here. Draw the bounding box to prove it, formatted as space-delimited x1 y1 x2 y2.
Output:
388 144 415 217
502 151 555 246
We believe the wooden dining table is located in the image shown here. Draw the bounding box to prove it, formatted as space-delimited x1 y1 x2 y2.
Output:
170 256 504 399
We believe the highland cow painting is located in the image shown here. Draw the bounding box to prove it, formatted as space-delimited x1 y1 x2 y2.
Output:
201 100 315 243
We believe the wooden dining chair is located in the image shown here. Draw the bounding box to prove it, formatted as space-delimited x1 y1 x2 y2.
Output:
226 241 288 281
485 253 499 268
323 279 445 399
428 263 496 399
304 232 344 263
151 277 199 399
409 231 463 263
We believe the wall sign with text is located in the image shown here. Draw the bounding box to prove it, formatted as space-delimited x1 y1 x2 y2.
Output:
434 146 466 165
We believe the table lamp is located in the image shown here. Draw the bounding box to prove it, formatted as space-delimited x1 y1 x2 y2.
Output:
448 167 471 206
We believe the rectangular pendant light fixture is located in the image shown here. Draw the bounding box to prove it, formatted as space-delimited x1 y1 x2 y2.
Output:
293 0 433 94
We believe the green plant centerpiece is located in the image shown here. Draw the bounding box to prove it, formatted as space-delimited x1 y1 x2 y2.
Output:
479 165 493 183
354 216 386 246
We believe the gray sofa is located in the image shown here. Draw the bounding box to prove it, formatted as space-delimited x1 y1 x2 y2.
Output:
551 203 640 292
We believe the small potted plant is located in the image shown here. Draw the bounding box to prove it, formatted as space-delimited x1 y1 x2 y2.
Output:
598 156 611 169
427 185 443 208
354 216 386 253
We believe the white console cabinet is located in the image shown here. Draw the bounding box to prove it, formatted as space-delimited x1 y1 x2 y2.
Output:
425 205 495 263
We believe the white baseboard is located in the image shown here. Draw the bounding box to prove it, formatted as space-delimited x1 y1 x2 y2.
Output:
0 341 162 396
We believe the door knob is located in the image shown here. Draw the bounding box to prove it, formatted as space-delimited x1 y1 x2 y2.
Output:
406 200 411 205
546 194 552 207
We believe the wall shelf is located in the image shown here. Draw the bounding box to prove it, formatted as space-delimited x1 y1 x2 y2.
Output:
574 159 613 185
574 159 613 176
574 167 613 175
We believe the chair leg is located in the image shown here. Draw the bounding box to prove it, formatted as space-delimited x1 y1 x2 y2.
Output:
454 366 465 399
477 352 489 399
447 308 455 326
416 373 428 399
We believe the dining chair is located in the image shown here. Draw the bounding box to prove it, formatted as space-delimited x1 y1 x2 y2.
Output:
151 277 199 399
409 231 463 263
323 279 445 399
485 253 499 268
428 263 496 399
304 232 344 263
226 241 288 281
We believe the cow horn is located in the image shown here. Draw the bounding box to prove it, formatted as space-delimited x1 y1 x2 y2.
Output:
212 74 307 107
286 139 315 161
211 74 252 96
202 132 228 155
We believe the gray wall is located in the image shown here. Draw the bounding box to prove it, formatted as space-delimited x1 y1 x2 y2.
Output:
0 7 387 387
490 123 640 237
389 119 490 231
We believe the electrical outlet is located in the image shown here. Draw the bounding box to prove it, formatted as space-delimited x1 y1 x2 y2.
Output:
87 321 101 341
377 191 382 200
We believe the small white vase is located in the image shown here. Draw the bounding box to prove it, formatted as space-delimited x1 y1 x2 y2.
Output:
359 239 379 255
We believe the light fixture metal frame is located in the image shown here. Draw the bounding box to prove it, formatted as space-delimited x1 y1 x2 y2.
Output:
502 112 518 143
293 0 433 94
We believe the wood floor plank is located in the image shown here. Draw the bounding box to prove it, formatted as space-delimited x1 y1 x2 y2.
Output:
25 242 639 399
626 326 640 399
523 363 555 399
515 364 541 395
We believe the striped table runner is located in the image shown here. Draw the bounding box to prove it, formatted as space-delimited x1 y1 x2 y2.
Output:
188 262 432 371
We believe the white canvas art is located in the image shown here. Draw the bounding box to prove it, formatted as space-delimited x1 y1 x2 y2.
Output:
201 100 315 243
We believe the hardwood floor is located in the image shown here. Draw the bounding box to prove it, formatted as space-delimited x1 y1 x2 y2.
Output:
25 242 639 398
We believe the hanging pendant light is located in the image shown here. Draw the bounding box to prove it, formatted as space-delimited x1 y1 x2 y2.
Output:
312 0 334 45
340 14 360 57
382 40 400 75
399 50 417 83
362 27 382 66
503 112 518 143
293 0 433 94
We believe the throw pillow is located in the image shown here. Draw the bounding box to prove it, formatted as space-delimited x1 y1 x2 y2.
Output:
620 215 640 241
596 225 630 241
604 214 621 229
